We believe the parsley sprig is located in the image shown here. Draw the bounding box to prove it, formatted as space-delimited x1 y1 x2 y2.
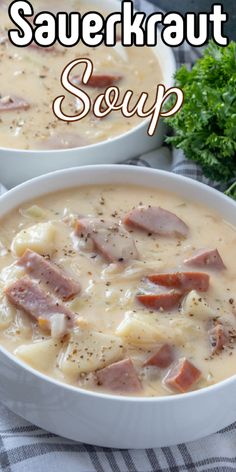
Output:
165 41 236 188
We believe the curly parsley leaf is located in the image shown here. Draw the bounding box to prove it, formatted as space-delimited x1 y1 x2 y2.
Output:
165 41 236 183
225 181 236 200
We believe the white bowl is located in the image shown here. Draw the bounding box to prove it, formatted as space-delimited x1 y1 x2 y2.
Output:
0 0 176 188
1 165 235 449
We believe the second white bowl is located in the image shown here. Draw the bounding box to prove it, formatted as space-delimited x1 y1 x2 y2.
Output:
0 0 176 187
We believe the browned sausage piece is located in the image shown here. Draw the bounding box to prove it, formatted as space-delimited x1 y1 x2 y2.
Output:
143 344 174 368
75 218 138 263
137 291 182 311
124 206 189 238
5 277 75 333
73 74 122 88
0 95 30 112
18 249 81 301
148 272 209 292
208 323 228 354
96 358 142 393
164 358 201 393
184 248 226 270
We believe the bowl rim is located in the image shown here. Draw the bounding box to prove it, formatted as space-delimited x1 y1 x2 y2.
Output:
0 0 176 155
1 163 235 404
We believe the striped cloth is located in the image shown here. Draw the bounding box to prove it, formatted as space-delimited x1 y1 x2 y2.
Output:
1 1 236 470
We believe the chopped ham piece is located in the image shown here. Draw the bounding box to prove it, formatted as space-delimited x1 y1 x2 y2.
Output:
75 218 138 263
96 358 142 393
184 249 226 270
73 74 122 88
143 344 174 368
208 322 228 355
36 133 88 150
124 206 188 238
148 272 209 292
137 291 182 311
5 277 74 335
18 249 81 301
164 358 201 393
0 95 29 112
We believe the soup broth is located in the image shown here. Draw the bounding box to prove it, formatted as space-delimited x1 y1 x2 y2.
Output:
0 184 235 397
0 1 162 150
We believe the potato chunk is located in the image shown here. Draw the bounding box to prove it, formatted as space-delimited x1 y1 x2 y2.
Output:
20 205 47 220
0 292 15 329
181 290 214 320
11 222 56 257
0 263 24 286
116 312 166 345
60 330 124 377
15 339 61 372
0 264 23 330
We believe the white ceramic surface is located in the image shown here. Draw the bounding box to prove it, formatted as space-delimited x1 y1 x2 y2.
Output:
0 0 176 188
0 165 236 449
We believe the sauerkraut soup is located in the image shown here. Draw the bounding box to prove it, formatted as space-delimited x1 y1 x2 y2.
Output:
0 0 162 151
0 184 236 397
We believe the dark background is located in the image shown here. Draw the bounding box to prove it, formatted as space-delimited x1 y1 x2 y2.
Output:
150 0 235 40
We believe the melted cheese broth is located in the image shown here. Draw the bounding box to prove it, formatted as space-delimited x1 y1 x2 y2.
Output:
0 184 236 396
0 0 162 150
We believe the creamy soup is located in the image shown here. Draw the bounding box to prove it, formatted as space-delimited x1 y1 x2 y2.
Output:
0 184 236 397
0 0 162 150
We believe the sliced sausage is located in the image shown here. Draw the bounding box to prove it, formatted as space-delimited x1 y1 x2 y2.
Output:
18 249 81 301
5 277 75 334
137 291 182 311
164 358 201 393
148 272 209 292
208 322 228 355
73 74 122 88
124 206 188 238
75 218 138 263
184 248 226 270
143 344 174 368
0 95 30 112
96 358 142 393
